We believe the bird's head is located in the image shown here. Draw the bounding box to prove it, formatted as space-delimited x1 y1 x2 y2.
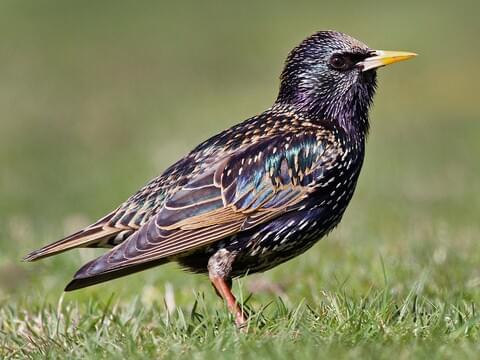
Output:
277 30 416 136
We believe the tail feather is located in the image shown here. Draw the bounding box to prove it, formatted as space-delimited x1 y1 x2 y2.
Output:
64 258 168 291
23 212 120 262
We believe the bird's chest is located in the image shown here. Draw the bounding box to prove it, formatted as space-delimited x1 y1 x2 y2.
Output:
309 149 364 221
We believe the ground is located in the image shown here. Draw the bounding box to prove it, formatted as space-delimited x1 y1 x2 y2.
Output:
1 1 479 359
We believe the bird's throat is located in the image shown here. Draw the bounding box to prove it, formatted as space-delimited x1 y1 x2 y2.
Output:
276 86 374 141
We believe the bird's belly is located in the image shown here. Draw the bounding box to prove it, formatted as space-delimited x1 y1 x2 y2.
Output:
228 205 343 276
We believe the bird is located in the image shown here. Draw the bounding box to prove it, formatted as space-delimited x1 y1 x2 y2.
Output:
24 30 416 327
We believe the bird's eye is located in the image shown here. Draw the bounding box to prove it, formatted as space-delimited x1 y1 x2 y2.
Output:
329 54 351 71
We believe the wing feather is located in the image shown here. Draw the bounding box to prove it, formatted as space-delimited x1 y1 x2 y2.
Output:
23 211 123 261
66 130 339 289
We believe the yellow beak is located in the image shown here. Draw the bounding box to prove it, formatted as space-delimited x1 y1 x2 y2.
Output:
360 50 417 72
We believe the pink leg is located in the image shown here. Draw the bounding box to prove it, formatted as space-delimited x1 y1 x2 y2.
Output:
210 275 247 328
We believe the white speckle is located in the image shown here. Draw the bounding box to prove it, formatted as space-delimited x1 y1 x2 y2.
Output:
299 221 310 230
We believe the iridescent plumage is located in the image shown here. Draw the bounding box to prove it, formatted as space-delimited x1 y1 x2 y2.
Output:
24 30 416 327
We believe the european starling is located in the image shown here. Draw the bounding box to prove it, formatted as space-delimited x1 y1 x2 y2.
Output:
24 31 416 327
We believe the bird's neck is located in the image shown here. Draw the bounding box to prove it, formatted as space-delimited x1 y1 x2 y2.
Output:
276 78 376 142
274 94 371 143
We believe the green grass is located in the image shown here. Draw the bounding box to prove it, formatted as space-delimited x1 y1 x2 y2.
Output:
3 287 480 359
1 0 480 358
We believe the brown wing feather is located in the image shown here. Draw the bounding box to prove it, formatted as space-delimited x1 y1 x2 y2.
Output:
23 212 121 261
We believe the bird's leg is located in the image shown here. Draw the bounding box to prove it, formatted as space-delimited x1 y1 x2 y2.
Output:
208 249 247 328
210 275 246 327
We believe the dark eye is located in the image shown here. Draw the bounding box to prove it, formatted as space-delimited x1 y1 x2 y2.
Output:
329 54 352 71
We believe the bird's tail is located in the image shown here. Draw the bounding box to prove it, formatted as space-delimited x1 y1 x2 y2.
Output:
64 258 169 291
23 212 120 262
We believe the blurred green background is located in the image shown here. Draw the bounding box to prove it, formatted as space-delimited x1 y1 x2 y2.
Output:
1 0 479 329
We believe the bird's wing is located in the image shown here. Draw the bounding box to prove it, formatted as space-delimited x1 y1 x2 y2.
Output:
23 211 128 261
66 129 340 290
